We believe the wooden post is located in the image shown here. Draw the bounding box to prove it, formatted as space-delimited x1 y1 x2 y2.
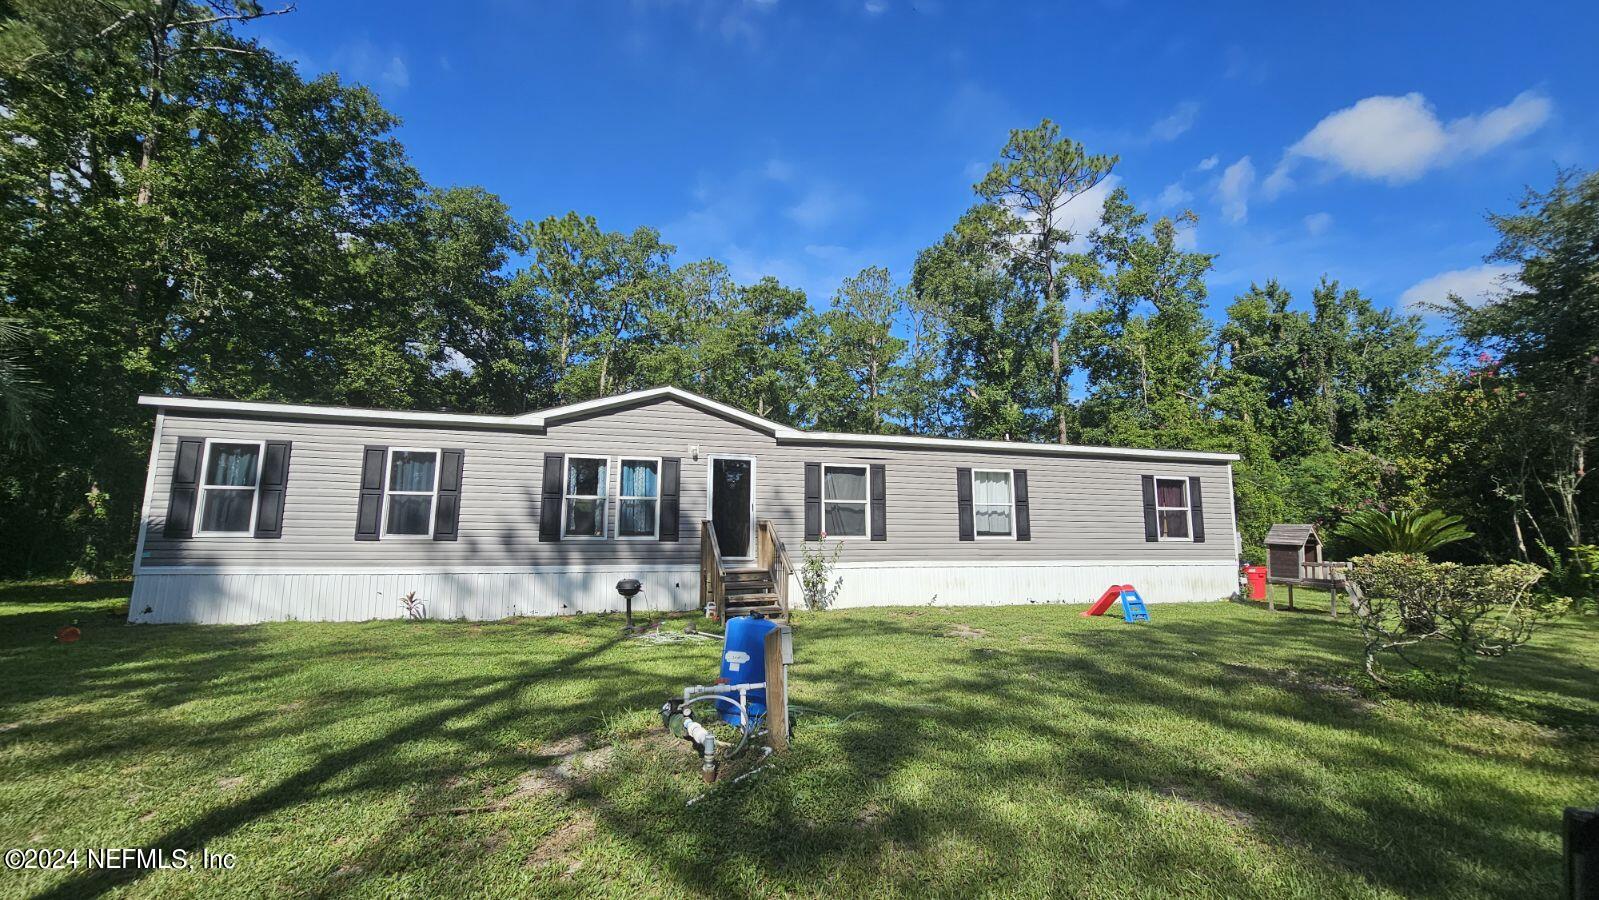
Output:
763 626 789 752
1268 583 1275 612
1287 583 1295 609
1330 584 1338 619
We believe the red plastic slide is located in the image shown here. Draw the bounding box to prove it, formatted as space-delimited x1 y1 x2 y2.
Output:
1082 584 1131 617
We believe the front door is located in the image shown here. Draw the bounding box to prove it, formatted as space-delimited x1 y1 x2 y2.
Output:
708 456 755 559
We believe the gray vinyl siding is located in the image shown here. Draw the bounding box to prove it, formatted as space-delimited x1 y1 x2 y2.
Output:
140 397 1236 569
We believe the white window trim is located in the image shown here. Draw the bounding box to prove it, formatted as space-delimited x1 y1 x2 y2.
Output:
1154 476 1194 542
616 456 662 540
382 447 442 540
562 455 610 540
820 463 872 540
193 438 267 537
972 468 1017 540
704 454 758 561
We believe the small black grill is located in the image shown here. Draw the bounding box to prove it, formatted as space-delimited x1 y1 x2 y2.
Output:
616 578 643 633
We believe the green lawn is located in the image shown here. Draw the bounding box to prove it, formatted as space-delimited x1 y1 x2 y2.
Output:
1 583 1596 899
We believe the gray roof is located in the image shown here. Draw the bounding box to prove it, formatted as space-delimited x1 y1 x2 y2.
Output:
1265 524 1319 546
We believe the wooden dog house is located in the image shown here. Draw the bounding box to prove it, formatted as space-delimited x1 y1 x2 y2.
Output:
1263 523 1348 615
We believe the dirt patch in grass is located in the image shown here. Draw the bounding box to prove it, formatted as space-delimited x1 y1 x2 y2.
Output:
946 624 988 639
525 813 595 875
215 775 247 791
1220 663 1375 711
1156 782 1259 831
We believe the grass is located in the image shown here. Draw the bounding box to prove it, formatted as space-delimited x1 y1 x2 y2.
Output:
1 583 1596 899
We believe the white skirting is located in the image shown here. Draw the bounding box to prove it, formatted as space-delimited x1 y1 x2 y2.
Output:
129 559 1238 624
823 559 1238 610
128 567 703 625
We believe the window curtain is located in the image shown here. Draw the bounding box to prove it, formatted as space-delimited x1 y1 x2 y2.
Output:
973 471 1011 505
620 461 657 498
206 445 260 486
824 468 866 500
567 459 606 496
1156 479 1186 507
619 461 658 536
973 471 1012 535
389 452 436 492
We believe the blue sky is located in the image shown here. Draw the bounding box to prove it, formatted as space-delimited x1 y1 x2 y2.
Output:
256 1 1596 320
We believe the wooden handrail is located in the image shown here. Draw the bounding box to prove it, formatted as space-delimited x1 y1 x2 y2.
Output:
703 519 794 621
757 520 794 616
700 520 726 621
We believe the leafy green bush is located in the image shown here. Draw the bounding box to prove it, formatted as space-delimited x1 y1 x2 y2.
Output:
1335 509 1473 555
798 541 844 611
1346 553 1552 696
1536 542 1599 615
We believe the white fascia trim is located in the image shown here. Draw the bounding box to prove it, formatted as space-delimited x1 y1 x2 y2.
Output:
781 430 1240 463
138 395 544 431
135 563 700 576
521 386 804 437
831 558 1238 569
140 385 1236 461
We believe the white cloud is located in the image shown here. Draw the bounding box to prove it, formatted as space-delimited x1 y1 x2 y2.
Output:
1399 263 1518 311
1215 156 1254 223
382 55 409 89
763 158 795 182
1157 181 1193 209
1269 90 1551 188
634 0 780 47
864 0 888 14
998 175 1121 253
785 183 857 228
1174 223 1199 251
1148 101 1200 142
1196 155 1219 171
1057 175 1119 250
1303 212 1332 236
326 38 411 91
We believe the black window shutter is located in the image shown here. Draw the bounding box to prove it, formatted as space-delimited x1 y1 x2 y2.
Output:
1014 469 1031 541
163 437 204 538
355 446 387 541
956 467 974 541
433 449 465 541
539 453 564 542
869 463 886 541
1140 475 1159 542
253 441 292 539
803 462 822 540
1189 475 1206 543
659 457 681 542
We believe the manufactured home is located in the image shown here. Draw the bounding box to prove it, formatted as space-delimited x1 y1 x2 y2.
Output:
130 387 1241 624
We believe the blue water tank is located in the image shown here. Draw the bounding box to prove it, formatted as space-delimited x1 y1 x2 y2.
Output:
719 615 779 725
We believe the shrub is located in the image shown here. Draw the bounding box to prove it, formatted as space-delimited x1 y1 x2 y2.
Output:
1536 542 1599 615
1335 509 1473 555
798 540 844 612
1346 553 1552 696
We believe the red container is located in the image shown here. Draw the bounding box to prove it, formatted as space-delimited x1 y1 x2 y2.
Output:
1243 565 1267 601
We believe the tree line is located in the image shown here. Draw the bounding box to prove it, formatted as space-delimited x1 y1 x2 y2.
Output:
1 2 1595 585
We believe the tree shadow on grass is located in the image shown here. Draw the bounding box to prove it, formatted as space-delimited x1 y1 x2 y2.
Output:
7 601 1595 898
566 608 1595 897
0 579 132 607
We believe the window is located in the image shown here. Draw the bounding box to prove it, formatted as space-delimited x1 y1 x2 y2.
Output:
1155 477 1192 540
973 469 1014 538
821 465 869 537
384 449 440 537
563 456 608 538
617 458 660 538
195 440 264 534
